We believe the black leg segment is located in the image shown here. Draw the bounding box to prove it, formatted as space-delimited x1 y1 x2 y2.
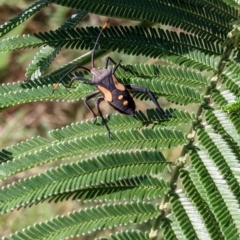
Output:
52 65 91 94
84 92 111 138
126 84 166 116
66 76 94 88
104 57 129 73
59 65 91 83
95 97 111 138
83 91 101 119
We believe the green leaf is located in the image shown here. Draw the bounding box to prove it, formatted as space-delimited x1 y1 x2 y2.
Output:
221 0 240 8
101 230 149 240
0 0 51 37
26 10 87 79
190 147 240 239
3 202 159 240
205 109 240 147
180 169 224 240
212 89 237 107
0 150 169 213
52 0 235 41
116 64 210 88
0 26 223 57
0 116 186 179
170 193 211 239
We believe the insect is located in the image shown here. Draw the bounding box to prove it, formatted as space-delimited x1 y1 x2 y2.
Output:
52 20 166 138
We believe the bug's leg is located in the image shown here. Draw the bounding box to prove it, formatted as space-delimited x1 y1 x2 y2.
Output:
52 76 93 94
95 97 111 138
59 66 91 84
126 84 167 116
83 91 101 121
66 76 94 88
104 57 117 68
104 57 129 73
52 66 91 94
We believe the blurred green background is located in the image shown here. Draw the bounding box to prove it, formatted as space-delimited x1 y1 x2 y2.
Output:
0 1 183 238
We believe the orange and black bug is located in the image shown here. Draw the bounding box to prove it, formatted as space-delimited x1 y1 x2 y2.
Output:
52 20 166 138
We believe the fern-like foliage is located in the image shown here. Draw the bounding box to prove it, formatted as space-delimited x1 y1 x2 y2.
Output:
0 123 185 179
25 10 87 79
1 1 240 239
0 0 51 37
3 202 158 240
96 230 149 240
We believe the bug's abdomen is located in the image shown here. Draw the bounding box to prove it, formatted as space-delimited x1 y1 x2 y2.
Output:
96 75 136 115
109 89 136 116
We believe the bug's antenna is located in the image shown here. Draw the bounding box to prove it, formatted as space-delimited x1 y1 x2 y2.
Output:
91 19 110 68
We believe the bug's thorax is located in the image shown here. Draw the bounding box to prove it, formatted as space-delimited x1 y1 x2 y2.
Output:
91 68 112 83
